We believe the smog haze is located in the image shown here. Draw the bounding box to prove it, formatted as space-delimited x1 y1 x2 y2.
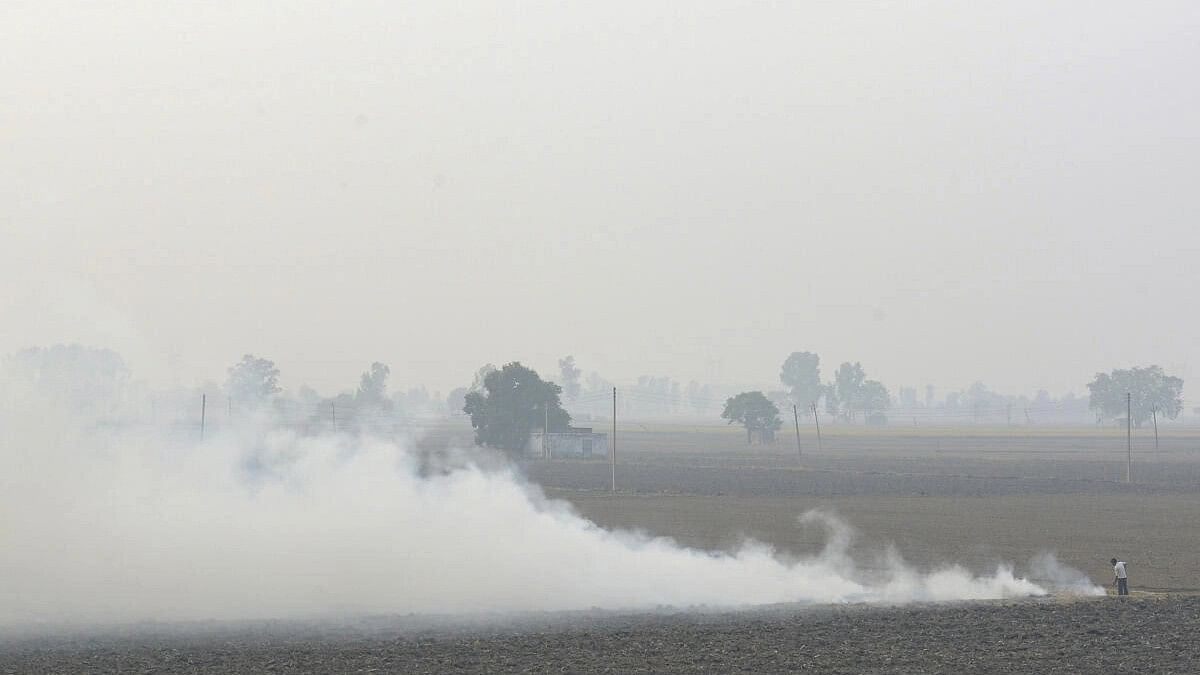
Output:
4 1 1198 396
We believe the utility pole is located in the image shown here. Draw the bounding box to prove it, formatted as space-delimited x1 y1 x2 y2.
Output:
544 401 550 460
611 387 617 492
792 404 802 461
200 394 207 441
811 402 823 453
1126 392 1132 483
1152 405 1159 453
332 401 337 433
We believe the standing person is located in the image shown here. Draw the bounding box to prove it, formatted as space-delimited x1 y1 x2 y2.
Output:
1111 558 1129 596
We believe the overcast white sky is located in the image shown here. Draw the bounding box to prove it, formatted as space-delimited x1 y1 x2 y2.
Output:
3 2 1198 397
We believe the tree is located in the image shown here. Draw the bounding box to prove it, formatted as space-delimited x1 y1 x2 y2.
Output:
587 371 613 397
463 362 571 451
823 383 839 418
859 379 891 425
226 354 280 407
632 375 676 416
297 384 321 408
721 391 782 444
780 351 823 408
686 380 713 414
575 371 614 417
1 344 130 414
470 363 497 392
445 387 468 416
395 385 434 415
1087 366 1183 427
832 362 866 422
558 356 582 401
355 362 391 408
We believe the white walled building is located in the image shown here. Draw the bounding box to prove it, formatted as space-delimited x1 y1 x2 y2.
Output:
526 427 609 459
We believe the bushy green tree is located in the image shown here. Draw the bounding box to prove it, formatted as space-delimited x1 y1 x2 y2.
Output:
463 362 571 451
1087 366 1183 427
721 391 782 444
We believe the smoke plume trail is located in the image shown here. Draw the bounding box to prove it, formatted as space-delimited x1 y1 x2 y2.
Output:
0 406 1101 625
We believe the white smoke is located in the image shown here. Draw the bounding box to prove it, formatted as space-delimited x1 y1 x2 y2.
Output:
0 404 1101 624
1028 552 1107 596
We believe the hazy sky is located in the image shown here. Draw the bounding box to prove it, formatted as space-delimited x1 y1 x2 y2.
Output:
3 2 1198 397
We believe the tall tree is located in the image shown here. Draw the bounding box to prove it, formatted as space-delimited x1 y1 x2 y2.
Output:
779 351 823 407
226 354 280 407
859 379 891 423
721 391 783 444
558 355 582 401
463 362 571 451
832 361 866 422
823 383 840 418
1087 365 1183 427
355 362 392 408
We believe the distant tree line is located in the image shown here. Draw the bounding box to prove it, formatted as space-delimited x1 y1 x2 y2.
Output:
775 351 891 425
2 343 1190 442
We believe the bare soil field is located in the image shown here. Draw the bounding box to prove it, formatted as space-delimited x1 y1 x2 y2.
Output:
521 426 1200 497
3 596 1196 673
512 426 1200 592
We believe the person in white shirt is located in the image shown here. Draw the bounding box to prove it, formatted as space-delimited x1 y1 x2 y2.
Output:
1111 558 1129 596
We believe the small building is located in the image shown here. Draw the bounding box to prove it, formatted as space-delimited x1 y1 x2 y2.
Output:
527 427 609 459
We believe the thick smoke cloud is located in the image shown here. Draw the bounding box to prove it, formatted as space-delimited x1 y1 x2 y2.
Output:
0 400 1101 625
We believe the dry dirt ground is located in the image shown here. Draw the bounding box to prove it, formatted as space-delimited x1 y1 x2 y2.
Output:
517 426 1200 592
3 596 1196 673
